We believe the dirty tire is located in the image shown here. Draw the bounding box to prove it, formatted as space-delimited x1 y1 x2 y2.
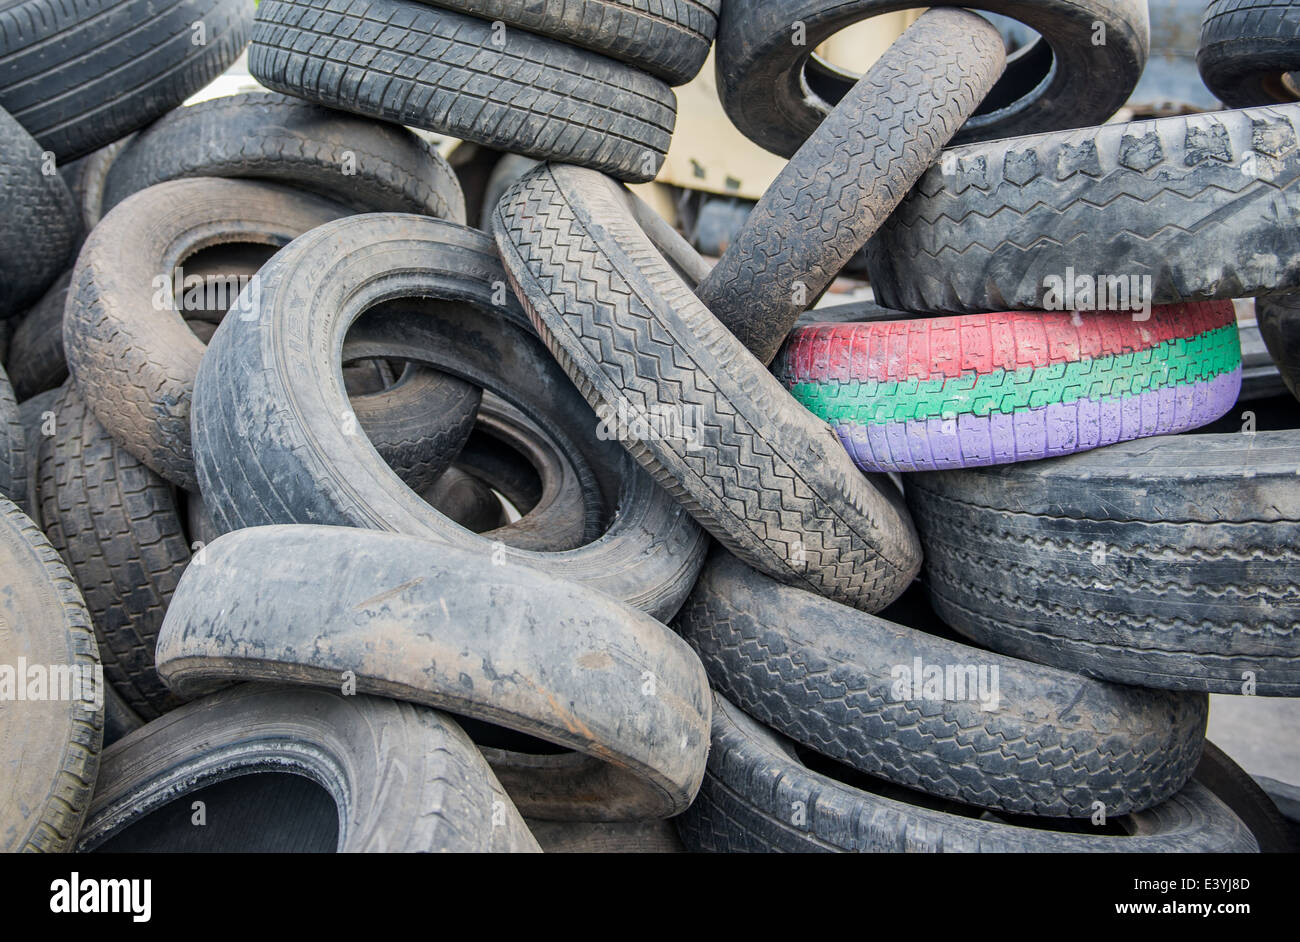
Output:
0 0 251 160
58 138 130 232
249 0 676 183
76 684 539 852
868 104 1300 315
675 548 1208 816
909 431 1300 695
38 384 191 719
1240 315 1290 400
526 819 686 852
0 496 102 853
427 0 719 85
0 106 81 318
0 363 21 507
422 466 507 532
18 389 58 524
697 10 1005 365
102 92 466 222
714 0 1149 157
478 154 540 233
1195 740 1297 852
192 213 707 620
102 682 143 749
495 163 921 614
1199 0 1300 106
775 302 1242 471
64 177 356 490
677 695 1257 853
7 270 70 401
156 525 713 820
1257 294 1300 401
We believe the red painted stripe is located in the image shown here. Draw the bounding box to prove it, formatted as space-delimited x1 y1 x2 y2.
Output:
782 301 1236 383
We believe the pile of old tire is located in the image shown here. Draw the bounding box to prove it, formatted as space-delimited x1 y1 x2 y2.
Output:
5 0 1298 856
245 0 720 182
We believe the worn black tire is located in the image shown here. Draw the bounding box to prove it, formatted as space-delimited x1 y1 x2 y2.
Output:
678 695 1258 853
17 387 56 523
76 684 539 852
58 139 130 232
1199 0 1300 106
478 153 540 233
0 362 21 507
101 682 143 749
156 525 713 819
715 0 1149 157
1196 740 1297 852
868 105 1300 315
0 496 102 852
697 10 1005 365
422 466 507 532
426 0 719 85
64 178 476 492
38 384 191 719
0 106 80 318
249 0 676 183
495 163 922 614
675 548 1207 817
1257 294 1300 401
909 430 1300 695
102 92 466 222
193 213 707 620
0 0 251 160
7 270 69 401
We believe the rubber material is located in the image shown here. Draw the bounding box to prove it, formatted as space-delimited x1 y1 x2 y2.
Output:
155 525 712 819
1195 740 1297 852
775 302 1242 472
0 106 80 318
1198 0 1300 106
249 0 676 182
713 0 1149 156
867 104 1300 315
425 0 719 85
696 10 1005 366
526 819 685 852
422 466 507 532
677 695 1258 853
494 163 922 614
0 0 252 160
0 496 102 852
102 92 466 222
675 547 1208 817
0 363 21 507
76 684 539 852
1257 294 1300 401
909 430 1300 695
192 213 708 621
7 270 70 401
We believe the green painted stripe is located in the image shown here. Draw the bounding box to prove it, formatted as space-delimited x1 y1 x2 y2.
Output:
789 324 1241 427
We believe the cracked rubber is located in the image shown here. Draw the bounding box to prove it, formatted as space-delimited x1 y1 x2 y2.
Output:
867 104 1300 315
0 105 81 318
76 684 539 852
0 0 252 160
0 496 103 853
775 302 1242 472
102 92 466 222
192 213 707 621
494 163 922 614
1199 0 1300 106
156 525 712 820
249 0 676 182
697 9 1005 365
674 547 1208 817
425 0 719 85
677 695 1257 853
714 0 1149 157
909 430 1300 695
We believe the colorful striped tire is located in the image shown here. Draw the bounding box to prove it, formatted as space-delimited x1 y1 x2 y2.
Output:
774 303 1242 472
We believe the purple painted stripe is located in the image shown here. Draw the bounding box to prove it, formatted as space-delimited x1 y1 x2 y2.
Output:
834 368 1243 472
